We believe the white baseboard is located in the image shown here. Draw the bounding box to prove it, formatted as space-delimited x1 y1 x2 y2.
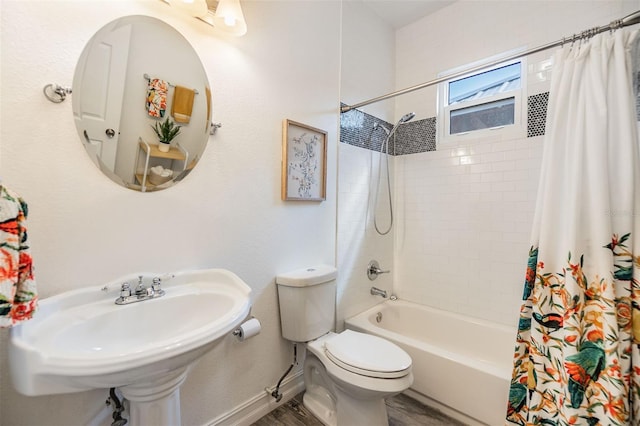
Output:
402 388 486 426
207 370 305 426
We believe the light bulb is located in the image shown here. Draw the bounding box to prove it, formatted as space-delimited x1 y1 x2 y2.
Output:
213 0 247 35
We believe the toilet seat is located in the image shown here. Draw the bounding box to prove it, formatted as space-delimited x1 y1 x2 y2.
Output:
323 330 411 379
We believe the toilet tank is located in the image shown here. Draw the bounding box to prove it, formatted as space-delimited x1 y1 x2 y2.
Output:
276 265 337 342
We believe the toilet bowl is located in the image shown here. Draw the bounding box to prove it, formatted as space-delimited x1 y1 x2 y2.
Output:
303 331 413 426
275 265 413 426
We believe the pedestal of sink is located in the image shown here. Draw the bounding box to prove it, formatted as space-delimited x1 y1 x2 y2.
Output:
120 368 188 426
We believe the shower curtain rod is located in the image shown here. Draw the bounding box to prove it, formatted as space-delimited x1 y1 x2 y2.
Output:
340 9 640 114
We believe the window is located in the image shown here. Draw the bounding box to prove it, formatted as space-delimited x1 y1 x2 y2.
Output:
438 51 526 143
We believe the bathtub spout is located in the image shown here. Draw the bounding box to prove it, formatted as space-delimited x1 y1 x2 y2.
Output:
370 287 388 298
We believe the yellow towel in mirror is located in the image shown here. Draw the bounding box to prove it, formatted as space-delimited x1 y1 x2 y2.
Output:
172 86 195 124
205 86 211 131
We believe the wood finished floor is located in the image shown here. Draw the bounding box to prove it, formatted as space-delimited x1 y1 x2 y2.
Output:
251 392 467 426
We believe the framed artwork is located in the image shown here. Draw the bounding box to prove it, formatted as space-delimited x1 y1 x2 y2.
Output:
281 119 327 201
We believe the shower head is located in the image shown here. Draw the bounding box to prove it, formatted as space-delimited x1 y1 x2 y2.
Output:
377 111 416 157
399 112 415 123
386 112 416 139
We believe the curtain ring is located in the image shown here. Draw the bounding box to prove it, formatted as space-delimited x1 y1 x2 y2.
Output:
610 19 622 32
570 33 577 47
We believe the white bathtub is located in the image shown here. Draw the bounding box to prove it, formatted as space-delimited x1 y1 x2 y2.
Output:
345 299 516 426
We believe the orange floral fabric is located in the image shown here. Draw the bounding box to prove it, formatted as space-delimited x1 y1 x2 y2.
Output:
0 185 37 327
508 239 640 425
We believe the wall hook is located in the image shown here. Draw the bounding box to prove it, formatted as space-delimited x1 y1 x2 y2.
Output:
43 84 72 103
210 122 222 135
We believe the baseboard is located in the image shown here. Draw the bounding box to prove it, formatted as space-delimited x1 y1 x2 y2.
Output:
402 388 486 426
207 370 305 426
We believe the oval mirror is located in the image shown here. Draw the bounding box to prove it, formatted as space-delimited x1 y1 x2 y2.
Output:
73 15 211 192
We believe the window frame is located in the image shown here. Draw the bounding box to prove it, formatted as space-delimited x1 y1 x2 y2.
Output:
437 49 527 144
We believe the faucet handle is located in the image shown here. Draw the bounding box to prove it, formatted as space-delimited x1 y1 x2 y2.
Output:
152 276 166 296
120 283 131 298
367 260 390 280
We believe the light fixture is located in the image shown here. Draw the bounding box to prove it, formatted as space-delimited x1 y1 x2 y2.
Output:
161 0 247 37
200 0 247 36
166 0 209 18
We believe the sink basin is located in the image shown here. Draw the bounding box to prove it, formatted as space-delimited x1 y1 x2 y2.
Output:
9 268 252 425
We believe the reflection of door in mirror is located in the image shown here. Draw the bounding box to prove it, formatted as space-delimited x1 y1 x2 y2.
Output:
72 16 211 192
73 23 131 173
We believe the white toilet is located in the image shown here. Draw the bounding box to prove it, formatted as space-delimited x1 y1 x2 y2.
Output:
276 265 413 426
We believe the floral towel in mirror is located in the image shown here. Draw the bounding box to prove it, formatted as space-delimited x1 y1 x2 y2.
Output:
146 78 168 118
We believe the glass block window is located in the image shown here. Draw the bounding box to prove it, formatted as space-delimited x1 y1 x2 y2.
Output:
438 51 526 143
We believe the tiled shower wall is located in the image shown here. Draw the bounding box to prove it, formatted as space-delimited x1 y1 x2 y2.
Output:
339 93 549 155
339 82 636 327
394 132 543 326
339 94 548 326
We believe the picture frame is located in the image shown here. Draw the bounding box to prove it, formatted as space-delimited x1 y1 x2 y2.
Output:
281 119 327 201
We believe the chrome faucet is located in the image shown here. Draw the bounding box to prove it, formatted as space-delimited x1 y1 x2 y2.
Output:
116 275 166 305
370 286 388 298
134 275 148 296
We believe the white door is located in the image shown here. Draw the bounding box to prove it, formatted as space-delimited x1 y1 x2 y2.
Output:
73 23 131 172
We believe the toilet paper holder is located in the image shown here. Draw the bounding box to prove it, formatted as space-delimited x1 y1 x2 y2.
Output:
232 317 261 341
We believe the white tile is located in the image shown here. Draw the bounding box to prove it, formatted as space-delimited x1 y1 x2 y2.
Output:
480 172 504 183
469 163 492 174
491 161 516 172
481 151 507 163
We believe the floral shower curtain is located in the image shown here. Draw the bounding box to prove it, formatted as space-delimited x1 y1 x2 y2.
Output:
507 29 640 425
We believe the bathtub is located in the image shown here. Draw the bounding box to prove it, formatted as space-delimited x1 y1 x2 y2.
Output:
345 299 516 426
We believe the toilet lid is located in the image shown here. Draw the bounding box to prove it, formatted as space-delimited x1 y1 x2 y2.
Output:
324 330 412 379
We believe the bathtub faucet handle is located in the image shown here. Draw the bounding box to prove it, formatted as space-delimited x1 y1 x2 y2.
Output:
367 260 390 281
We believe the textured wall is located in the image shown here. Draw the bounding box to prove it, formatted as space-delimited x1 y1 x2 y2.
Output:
0 1 340 424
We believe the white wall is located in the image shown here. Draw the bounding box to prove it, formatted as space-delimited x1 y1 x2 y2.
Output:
337 1 397 329
393 0 639 326
0 1 340 425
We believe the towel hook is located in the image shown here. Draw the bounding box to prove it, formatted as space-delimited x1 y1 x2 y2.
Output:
43 84 72 103
210 122 222 135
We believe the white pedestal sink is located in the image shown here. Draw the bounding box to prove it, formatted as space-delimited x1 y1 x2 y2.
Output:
9 268 252 426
